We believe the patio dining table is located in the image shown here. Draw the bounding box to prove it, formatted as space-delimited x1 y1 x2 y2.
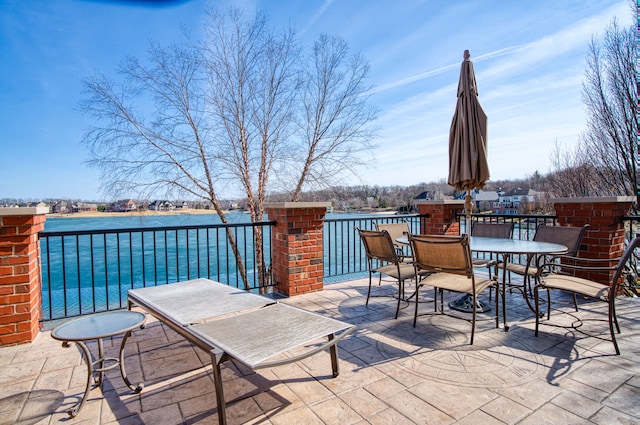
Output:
397 235 568 330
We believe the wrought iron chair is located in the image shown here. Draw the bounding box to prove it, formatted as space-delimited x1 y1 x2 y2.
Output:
375 221 411 262
471 222 514 279
356 227 417 319
534 236 640 355
503 224 589 307
409 233 497 345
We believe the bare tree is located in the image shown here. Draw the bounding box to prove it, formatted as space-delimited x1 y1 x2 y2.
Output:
580 17 637 196
545 141 602 197
80 8 377 289
200 9 302 287
288 34 377 201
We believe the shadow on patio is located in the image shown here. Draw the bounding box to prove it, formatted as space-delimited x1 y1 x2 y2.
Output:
1 276 639 424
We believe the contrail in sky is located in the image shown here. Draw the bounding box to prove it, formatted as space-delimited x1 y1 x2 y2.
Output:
372 45 525 93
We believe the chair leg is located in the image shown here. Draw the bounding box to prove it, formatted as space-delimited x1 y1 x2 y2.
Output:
470 293 476 345
413 283 420 327
572 294 579 312
395 280 403 319
534 285 540 336
494 281 499 329
611 296 621 333
366 272 373 306
546 289 551 320
500 278 507 331
609 300 620 355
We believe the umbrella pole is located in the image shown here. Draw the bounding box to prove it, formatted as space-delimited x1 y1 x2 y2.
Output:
465 189 472 235
449 188 491 314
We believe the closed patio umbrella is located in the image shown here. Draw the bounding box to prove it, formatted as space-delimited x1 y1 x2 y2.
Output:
448 49 489 234
448 50 490 313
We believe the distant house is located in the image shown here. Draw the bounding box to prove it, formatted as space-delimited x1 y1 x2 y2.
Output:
495 188 540 214
107 199 137 212
73 202 98 213
148 200 175 211
414 191 432 201
473 190 499 212
51 201 69 214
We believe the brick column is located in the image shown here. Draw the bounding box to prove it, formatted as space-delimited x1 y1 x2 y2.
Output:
265 202 330 297
415 200 465 235
0 207 48 346
553 196 634 284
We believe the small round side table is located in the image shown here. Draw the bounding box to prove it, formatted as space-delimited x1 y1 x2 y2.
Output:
51 310 146 417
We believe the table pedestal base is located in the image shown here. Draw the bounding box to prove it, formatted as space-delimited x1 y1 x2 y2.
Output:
448 294 491 313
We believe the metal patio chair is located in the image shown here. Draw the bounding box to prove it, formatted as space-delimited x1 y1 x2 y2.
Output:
534 236 640 355
357 227 417 319
471 222 514 280
409 233 497 345
502 224 589 307
375 221 412 262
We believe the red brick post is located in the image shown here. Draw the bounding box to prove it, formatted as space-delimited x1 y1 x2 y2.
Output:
552 196 635 284
0 207 48 346
415 200 465 235
265 202 330 297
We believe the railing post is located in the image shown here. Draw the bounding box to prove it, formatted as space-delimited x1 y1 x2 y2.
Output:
265 202 330 297
415 200 465 235
553 196 635 284
0 207 48 346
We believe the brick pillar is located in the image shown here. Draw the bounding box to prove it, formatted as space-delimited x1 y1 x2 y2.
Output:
415 200 465 235
553 196 634 284
265 202 330 297
0 207 48 346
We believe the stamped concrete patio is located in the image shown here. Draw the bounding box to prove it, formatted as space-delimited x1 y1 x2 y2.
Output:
2 276 639 424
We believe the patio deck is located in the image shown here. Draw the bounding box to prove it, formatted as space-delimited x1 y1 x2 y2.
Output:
2 276 639 424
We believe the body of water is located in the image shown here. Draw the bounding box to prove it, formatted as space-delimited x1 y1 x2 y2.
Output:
40 211 381 320
44 211 251 232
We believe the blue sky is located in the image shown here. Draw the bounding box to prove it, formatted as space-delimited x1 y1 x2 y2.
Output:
0 0 632 201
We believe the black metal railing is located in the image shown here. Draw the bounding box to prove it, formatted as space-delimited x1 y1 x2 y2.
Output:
457 213 558 238
323 214 426 279
39 212 640 321
40 221 274 321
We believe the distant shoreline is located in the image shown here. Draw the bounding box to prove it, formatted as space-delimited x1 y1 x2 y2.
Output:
47 208 224 219
47 208 398 219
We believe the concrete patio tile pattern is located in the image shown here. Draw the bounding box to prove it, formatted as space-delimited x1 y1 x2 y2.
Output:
1 276 639 424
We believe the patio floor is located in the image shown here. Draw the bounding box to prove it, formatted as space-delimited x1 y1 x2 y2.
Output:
2 276 640 424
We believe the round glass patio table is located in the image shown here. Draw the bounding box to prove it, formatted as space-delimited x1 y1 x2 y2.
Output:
51 310 146 417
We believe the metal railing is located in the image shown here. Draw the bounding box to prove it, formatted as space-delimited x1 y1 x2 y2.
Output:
323 214 426 278
40 221 274 321
39 212 640 321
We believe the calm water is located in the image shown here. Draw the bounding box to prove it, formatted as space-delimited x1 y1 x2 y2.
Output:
44 211 251 232
41 212 378 319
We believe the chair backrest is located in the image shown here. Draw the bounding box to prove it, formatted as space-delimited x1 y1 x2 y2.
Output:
471 222 514 239
409 234 473 277
375 222 410 245
357 228 399 264
533 224 589 255
611 236 640 290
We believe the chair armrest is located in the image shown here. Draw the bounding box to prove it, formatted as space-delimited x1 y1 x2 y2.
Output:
538 255 619 276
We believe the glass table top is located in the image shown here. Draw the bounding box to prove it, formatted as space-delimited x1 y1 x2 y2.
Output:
396 235 568 255
51 311 146 341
